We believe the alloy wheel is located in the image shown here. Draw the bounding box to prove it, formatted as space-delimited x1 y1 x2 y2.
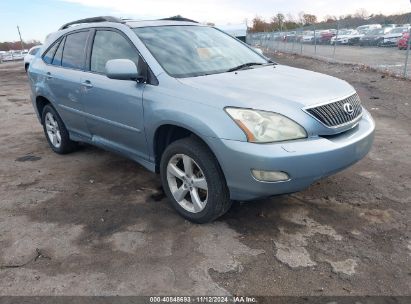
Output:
166 154 208 213
45 112 61 148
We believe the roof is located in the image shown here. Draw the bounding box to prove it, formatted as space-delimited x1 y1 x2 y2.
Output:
126 20 203 28
58 16 201 31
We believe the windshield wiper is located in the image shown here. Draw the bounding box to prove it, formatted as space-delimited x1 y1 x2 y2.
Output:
226 62 273 72
227 62 263 72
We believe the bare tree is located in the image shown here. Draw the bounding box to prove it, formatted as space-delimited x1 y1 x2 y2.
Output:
298 11 305 25
251 16 267 32
355 8 369 19
324 15 337 23
303 14 317 25
277 13 285 30
286 13 295 23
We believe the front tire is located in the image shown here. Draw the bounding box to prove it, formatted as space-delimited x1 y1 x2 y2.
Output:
160 137 231 223
42 104 78 154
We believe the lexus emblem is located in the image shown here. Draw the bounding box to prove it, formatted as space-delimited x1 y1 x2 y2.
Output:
343 102 354 115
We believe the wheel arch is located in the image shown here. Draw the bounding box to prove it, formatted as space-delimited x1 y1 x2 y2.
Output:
35 95 52 123
152 123 223 178
154 124 200 172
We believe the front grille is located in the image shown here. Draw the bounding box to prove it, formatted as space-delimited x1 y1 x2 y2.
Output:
305 93 362 127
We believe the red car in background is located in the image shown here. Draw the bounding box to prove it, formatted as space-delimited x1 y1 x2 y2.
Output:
398 32 410 50
320 30 336 44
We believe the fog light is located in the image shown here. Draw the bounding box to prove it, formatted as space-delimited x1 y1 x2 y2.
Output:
251 169 289 182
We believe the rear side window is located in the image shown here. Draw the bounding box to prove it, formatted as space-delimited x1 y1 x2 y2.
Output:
52 37 65 66
61 31 89 69
43 40 60 64
91 30 140 74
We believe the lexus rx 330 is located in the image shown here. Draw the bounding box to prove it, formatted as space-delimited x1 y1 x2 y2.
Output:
27 17 375 223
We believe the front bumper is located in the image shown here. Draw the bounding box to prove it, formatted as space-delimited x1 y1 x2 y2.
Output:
207 109 375 201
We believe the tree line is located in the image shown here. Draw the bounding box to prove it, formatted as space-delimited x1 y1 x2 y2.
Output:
249 10 411 32
0 40 42 52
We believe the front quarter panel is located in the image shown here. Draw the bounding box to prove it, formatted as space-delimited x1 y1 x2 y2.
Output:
142 77 247 162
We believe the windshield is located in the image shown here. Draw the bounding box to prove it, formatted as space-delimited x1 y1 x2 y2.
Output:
338 30 350 35
369 29 383 35
133 25 268 78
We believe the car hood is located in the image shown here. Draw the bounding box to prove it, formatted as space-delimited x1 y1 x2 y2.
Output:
177 65 355 111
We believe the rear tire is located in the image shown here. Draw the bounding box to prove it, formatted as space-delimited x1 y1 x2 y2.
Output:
42 104 78 154
160 137 231 223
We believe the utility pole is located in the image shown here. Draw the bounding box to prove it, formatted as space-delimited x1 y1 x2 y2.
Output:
17 25 24 51
333 20 339 60
404 9 411 78
405 28 411 78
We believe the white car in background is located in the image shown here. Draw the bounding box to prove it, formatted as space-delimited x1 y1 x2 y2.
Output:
380 27 410 47
330 29 362 45
1 51 14 61
301 31 315 43
0 51 6 61
24 45 42 72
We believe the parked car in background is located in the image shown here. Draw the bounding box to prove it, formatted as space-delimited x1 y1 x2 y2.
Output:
285 31 297 42
356 24 382 34
27 16 374 223
359 28 392 46
318 29 336 44
382 24 398 32
311 30 326 44
24 45 42 71
10 50 25 60
398 32 410 50
380 27 410 47
0 51 6 61
330 29 362 45
1 52 14 61
301 31 315 43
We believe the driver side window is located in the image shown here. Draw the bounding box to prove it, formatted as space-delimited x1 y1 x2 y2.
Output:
91 30 140 74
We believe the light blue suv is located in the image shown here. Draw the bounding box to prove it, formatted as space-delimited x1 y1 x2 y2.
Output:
28 16 375 223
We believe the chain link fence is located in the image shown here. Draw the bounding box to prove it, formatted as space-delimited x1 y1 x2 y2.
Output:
247 14 411 78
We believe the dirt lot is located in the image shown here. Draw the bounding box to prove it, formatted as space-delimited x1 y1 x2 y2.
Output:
0 57 410 296
258 41 411 78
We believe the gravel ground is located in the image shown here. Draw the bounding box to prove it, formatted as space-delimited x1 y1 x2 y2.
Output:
0 57 410 296
253 40 411 78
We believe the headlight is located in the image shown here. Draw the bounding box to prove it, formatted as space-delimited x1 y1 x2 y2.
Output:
225 108 307 143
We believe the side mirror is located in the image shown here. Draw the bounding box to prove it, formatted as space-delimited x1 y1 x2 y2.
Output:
105 59 142 81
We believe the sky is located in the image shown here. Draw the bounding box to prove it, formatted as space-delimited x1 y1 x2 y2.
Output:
1 0 411 42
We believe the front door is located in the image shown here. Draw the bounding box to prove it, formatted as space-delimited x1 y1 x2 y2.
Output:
80 29 148 161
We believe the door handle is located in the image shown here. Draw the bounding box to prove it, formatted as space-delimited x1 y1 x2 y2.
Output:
46 72 53 80
81 80 93 88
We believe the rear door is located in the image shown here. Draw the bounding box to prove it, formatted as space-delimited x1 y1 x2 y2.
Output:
42 30 90 140
80 29 148 161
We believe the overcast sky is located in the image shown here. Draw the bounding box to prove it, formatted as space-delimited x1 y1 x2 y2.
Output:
1 0 411 42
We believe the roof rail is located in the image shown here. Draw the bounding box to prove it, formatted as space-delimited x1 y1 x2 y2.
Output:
59 16 125 30
160 16 199 23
